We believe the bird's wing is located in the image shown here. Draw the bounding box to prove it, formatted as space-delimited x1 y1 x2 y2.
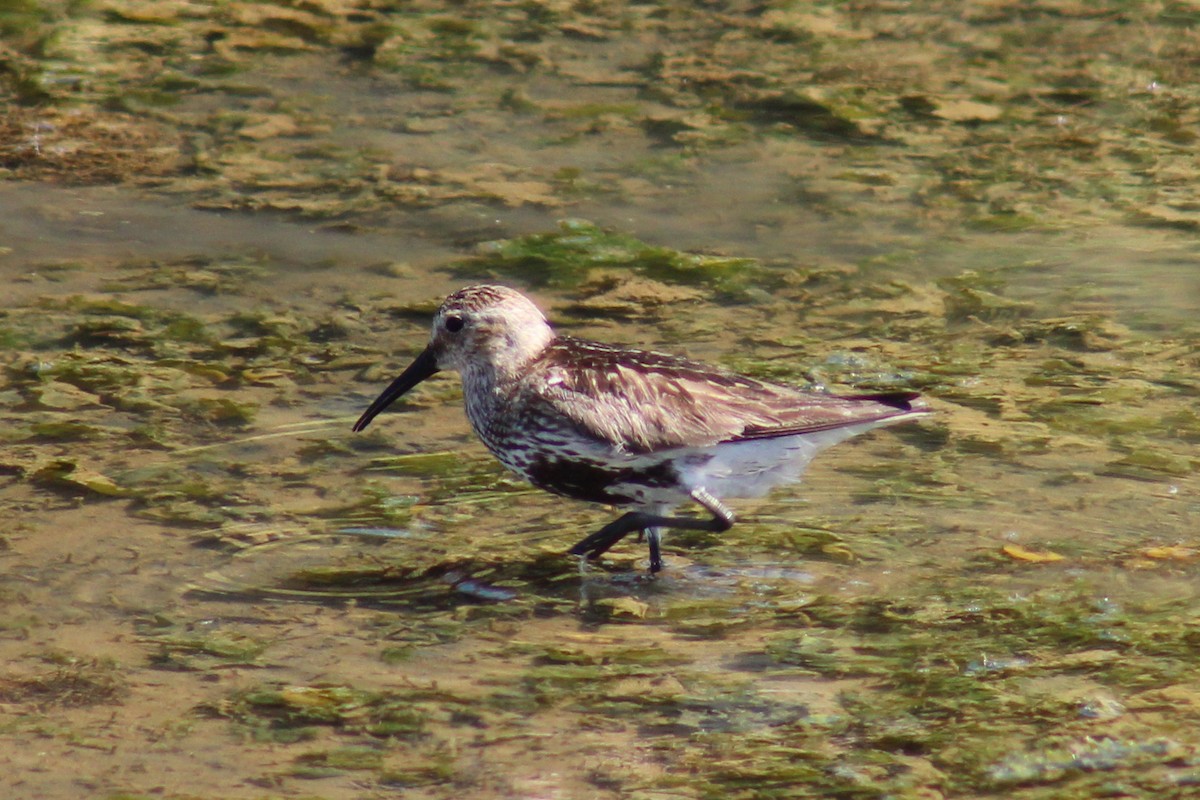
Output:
526 338 924 454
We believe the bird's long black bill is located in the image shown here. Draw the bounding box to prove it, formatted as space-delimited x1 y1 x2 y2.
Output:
351 346 440 432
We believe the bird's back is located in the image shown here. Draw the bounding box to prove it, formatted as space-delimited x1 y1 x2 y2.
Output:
514 336 926 456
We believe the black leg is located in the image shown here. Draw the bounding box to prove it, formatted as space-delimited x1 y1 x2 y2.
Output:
647 529 663 573
568 488 734 572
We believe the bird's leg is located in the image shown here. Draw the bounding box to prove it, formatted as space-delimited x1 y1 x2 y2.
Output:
646 528 663 574
568 489 735 573
624 529 663 573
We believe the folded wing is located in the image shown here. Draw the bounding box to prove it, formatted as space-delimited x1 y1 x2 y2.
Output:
528 338 926 454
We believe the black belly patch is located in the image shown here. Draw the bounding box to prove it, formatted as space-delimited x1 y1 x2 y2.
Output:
525 457 679 505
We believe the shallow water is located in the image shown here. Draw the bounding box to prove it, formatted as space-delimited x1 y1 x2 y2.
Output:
3 3 1200 799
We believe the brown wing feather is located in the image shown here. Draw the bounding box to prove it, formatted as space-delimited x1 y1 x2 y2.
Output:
526 337 925 454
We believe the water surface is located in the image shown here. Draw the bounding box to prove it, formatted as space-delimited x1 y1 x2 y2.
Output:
2 3 1199 798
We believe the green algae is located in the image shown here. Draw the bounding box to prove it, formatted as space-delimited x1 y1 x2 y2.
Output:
26 419 118 441
1105 448 1195 480
524 642 691 668
632 587 1200 798
108 256 270 296
217 683 428 738
2 4 1200 798
378 760 456 788
0 655 127 708
293 745 385 773
939 270 1037 323
455 219 773 297
5 0 1200 229
146 630 267 670
987 736 1191 790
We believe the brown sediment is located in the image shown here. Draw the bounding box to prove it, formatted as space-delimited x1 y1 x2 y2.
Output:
0 1 1198 797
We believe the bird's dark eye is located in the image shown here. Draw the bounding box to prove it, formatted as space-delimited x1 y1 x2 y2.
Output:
444 315 465 333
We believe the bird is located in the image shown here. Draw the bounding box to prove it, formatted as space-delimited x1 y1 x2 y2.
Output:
352 284 930 574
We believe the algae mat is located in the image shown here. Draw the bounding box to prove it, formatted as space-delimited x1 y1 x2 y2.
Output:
3 2 1200 799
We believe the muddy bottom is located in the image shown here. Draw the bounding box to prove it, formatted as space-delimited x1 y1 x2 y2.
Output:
3 2 1200 799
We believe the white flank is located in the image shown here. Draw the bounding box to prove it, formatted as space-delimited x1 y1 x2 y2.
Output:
677 415 920 500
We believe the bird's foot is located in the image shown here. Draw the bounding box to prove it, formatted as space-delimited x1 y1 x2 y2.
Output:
571 515 665 574
568 514 638 561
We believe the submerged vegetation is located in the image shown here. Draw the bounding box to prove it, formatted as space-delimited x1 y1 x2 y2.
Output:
2 218 1197 797
3 0 1200 230
2 1 1199 798
457 219 772 298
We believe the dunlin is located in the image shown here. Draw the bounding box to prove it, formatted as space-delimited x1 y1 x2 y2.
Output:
353 285 929 573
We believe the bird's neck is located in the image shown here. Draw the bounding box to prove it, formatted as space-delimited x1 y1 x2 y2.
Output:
472 324 554 386
459 330 554 430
